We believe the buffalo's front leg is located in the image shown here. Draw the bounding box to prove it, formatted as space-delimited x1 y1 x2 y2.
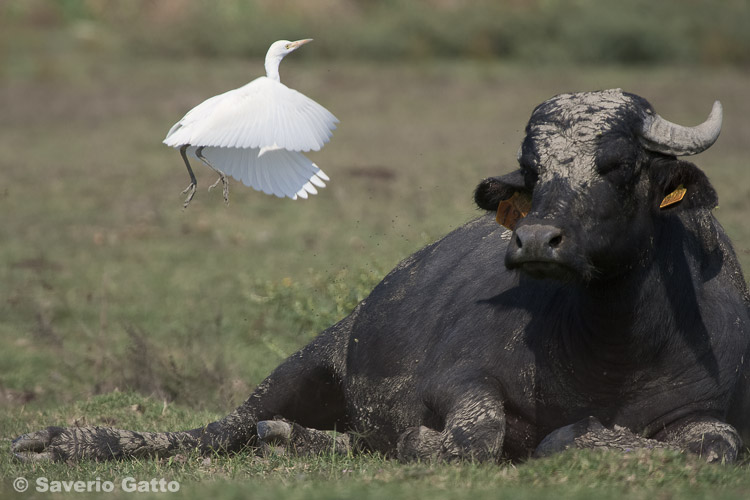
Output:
533 417 674 458
533 414 741 464
12 389 262 462
12 426 203 462
398 388 505 462
12 327 348 462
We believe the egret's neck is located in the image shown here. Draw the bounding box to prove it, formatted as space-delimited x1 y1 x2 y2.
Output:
264 54 283 82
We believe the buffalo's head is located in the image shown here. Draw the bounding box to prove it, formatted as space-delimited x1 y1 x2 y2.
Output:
475 89 721 282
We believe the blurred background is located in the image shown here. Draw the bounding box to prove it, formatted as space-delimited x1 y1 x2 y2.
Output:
3 0 750 67
1 0 749 415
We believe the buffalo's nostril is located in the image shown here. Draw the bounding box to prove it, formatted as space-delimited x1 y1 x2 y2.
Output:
506 223 567 274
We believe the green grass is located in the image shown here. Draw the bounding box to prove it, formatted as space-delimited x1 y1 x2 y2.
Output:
3 395 750 499
2 18 750 499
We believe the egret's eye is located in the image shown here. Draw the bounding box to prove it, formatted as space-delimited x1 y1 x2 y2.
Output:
285 44 291 49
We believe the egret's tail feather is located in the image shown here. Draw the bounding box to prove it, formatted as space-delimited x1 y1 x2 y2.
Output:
199 146 329 200
314 168 330 182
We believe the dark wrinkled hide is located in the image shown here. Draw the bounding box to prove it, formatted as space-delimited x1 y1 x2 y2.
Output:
13 90 750 464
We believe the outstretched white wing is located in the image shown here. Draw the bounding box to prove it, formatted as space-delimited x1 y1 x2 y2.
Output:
196 146 329 200
164 76 338 153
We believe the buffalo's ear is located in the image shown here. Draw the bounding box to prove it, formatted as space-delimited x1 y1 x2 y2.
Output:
649 158 718 212
474 169 529 211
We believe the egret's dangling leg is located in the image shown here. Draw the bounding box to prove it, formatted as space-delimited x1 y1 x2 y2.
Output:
196 147 229 205
179 145 198 209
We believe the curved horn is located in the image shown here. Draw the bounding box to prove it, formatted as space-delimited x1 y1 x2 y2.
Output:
639 101 722 156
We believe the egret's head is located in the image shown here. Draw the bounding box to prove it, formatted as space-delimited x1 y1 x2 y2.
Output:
265 39 313 81
267 39 313 59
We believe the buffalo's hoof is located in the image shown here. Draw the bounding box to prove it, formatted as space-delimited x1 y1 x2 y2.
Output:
397 425 443 462
533 416 606 458
11 427 66 463
678 421 741 463
257 420 292 443
257 419 292 456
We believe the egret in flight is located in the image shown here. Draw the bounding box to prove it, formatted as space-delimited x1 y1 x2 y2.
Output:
164 39 338 207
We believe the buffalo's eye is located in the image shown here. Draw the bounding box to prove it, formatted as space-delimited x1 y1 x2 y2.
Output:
597 159 626 175
518 156 539 187
597 159 637 188
596 136 639 178
518 148 539 188
521 165 539 188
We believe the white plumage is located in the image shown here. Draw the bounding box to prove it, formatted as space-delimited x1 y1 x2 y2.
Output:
188 146 329 199
164 39 338 206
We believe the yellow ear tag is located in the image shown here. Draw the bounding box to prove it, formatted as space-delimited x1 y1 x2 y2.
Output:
659 185 687 209
496 192 532 230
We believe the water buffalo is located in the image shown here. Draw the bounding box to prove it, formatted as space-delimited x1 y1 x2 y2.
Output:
13 89 750 464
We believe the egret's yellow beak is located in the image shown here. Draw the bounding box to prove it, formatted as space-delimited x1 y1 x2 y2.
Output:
289 39 313 49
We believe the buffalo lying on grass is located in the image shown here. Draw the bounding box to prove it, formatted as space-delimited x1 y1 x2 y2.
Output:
13 89 750 464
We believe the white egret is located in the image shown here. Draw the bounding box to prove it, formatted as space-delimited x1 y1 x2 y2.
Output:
164 39 338 207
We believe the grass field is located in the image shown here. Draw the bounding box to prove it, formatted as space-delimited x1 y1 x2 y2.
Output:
2 42 750 499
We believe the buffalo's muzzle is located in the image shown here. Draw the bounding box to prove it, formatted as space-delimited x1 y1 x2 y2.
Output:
505 223 571 278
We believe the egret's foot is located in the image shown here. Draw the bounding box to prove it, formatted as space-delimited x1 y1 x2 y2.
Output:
182 182 197 208
208 174 229 205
